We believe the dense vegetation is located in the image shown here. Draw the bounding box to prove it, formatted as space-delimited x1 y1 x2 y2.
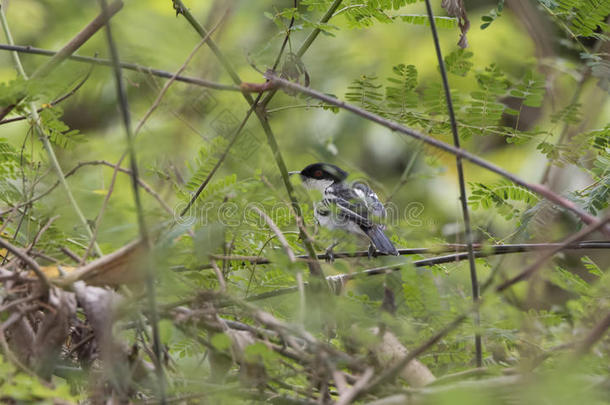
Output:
0 0 608 403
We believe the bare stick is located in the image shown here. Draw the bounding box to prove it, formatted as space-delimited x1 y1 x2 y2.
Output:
253 207 296 262
264 72 608 235
0 44 239 92
210 261 227 292
424 0 481 367
336 368 375 405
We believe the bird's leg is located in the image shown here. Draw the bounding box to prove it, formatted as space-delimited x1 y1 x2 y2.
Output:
325 241 340 263
368 243 378 260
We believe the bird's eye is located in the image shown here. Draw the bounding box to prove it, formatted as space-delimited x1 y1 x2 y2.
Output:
314 170 323 177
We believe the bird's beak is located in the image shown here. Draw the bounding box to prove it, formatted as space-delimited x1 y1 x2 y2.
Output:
288 171 300 176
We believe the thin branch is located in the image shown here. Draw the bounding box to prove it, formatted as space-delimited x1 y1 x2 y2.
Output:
0 43 239 92
0 64 94 125
253 207 296 262
79 159 121 264
179 94 262 216
424 0 481 367
210 261 227 292
264 72 609 235
207 241 610 268
241 240 610 302
25 215 59 255
134 13 227 136
99 0 165 401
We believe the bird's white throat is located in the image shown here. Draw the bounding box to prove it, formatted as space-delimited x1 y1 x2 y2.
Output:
301 177 335 194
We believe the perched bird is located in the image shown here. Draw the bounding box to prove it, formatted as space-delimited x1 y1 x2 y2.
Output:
291 162 399 261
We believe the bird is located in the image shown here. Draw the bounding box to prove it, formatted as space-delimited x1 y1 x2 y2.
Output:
290 162 399 261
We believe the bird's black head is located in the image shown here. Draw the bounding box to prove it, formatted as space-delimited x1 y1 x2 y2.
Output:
299 163 348 183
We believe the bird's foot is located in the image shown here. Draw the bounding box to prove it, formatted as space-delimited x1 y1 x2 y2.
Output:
368 244 378 260
325 242 340 263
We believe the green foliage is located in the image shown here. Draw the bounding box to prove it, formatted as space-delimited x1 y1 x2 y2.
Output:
39 106 83 149
345 74 384 112
469 180 540 220
466 64 509 130
509 71 546 108
0 138 21 176
0 355 77 403
302 0 458 28
548 0 610 38
444 49 474 77
386 64 418 112
481 0 504 29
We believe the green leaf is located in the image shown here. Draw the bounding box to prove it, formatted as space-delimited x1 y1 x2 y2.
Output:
211 333 232 351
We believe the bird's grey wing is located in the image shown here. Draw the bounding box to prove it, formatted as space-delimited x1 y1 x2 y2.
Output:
327 184 373 228
351 181 386 220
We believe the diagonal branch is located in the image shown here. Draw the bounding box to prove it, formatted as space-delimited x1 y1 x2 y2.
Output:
424 0 481 367
264 72 609 236
0 1 124 121
0 64 93 125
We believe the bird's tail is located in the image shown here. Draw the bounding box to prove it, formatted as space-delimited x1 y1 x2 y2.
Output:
365 225 399 255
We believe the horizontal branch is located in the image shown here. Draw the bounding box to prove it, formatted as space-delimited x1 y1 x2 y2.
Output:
0 43 240 92
207 241 610 267
263 72 609 236
241 240 609 302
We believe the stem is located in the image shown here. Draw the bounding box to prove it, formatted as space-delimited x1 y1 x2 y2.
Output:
100 0 165 401
0 5 103 257
424 0 481 367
